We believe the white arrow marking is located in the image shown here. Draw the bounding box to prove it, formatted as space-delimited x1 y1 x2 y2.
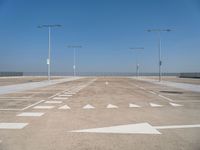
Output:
150 103 163 107
129 103 141 108
169 102 183 107
70 123 200 134
107 104 118 108
59 105 71 110
70 123 161 134
83 104 95 109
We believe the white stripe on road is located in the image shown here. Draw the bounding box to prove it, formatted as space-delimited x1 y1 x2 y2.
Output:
53 97 68 100
21 100 46 110
148 91 157 95
169 102 183 107
0 123 28 129
45 101 63 104
33 106 55 109
155 124 200 129
59 105 71 110
17 112 44 117
158 95 174 102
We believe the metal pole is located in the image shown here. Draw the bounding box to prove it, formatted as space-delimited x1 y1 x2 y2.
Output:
48 27 51 81
158 31 162 82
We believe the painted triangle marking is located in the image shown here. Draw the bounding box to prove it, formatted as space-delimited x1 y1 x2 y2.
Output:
70 123 161 134
150 103 163 107
59 105 71 110
129 103 141 108
107 104 118 109
169 102 183 107
83 104 95 109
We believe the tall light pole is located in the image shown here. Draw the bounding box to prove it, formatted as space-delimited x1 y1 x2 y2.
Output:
130 47 144 77
147 29 171 82
38 24 62 81
67 45 82 76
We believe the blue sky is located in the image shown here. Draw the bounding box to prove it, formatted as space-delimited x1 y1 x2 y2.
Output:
0 0 200 73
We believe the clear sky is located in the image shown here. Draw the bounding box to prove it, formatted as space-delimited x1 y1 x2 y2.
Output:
0 0 200 73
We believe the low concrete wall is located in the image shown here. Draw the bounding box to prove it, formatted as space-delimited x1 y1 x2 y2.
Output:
179 73 200 78
0 72 23 77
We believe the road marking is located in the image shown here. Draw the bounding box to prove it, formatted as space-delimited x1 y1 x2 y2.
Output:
64 92 76 95
45 101 63 104
33 106 55 109
17 112 44 117
139 87 146 90
150 103 163 107
53 97 68 100
158 94 174 102
169 102 183 107
59 105 71 110
21 100 45 110
129 103 141 108
70 123 161 134
83 104 95 109
148 91 157 95
59 94 73 97
107 104 118 109
154 124 200 129
0 123 28 129
70 123 200 134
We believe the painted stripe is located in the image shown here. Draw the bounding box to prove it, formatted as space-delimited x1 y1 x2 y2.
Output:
33 106 54 109
21 100 45 110
158 95 174 102
83 104 95 109
148 91 157 95
58 105 71 110
107 104 118 109
155 124 200 129
129 103 141 108
58 94 73 97
53 97 68 100
45 101 62 104
17 112 44 117
169 102 183 107
150 103 163 107
0 123 28 129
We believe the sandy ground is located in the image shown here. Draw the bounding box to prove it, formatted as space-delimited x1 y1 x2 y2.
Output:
0 77 199 150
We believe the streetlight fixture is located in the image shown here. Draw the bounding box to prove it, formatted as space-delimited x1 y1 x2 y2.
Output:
129 47 144 77
146 29 171 82
67 45 82 76
38 24 62 81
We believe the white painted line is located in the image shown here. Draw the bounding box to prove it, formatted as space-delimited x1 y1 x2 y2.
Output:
169 102 183 107
70 123 161 134
21 100 45 110
58 94 73 97
150 103 163 107
48 92 61 99
158 94 174 102
0 108 22 111
129 103 141 108
33 106 55 109
83 104 95 109
53 97 68 100
45 101 62 104
155 124 200 129
0 123 28 129
139 87 146 90
148 91 157 95
17 112 44 117
64 92 76 95
58 105 71 110
107 104 118 109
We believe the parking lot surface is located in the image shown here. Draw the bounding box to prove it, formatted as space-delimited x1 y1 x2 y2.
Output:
0 77 200 150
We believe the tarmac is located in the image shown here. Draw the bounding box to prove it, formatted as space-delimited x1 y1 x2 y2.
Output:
0 76 199 150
